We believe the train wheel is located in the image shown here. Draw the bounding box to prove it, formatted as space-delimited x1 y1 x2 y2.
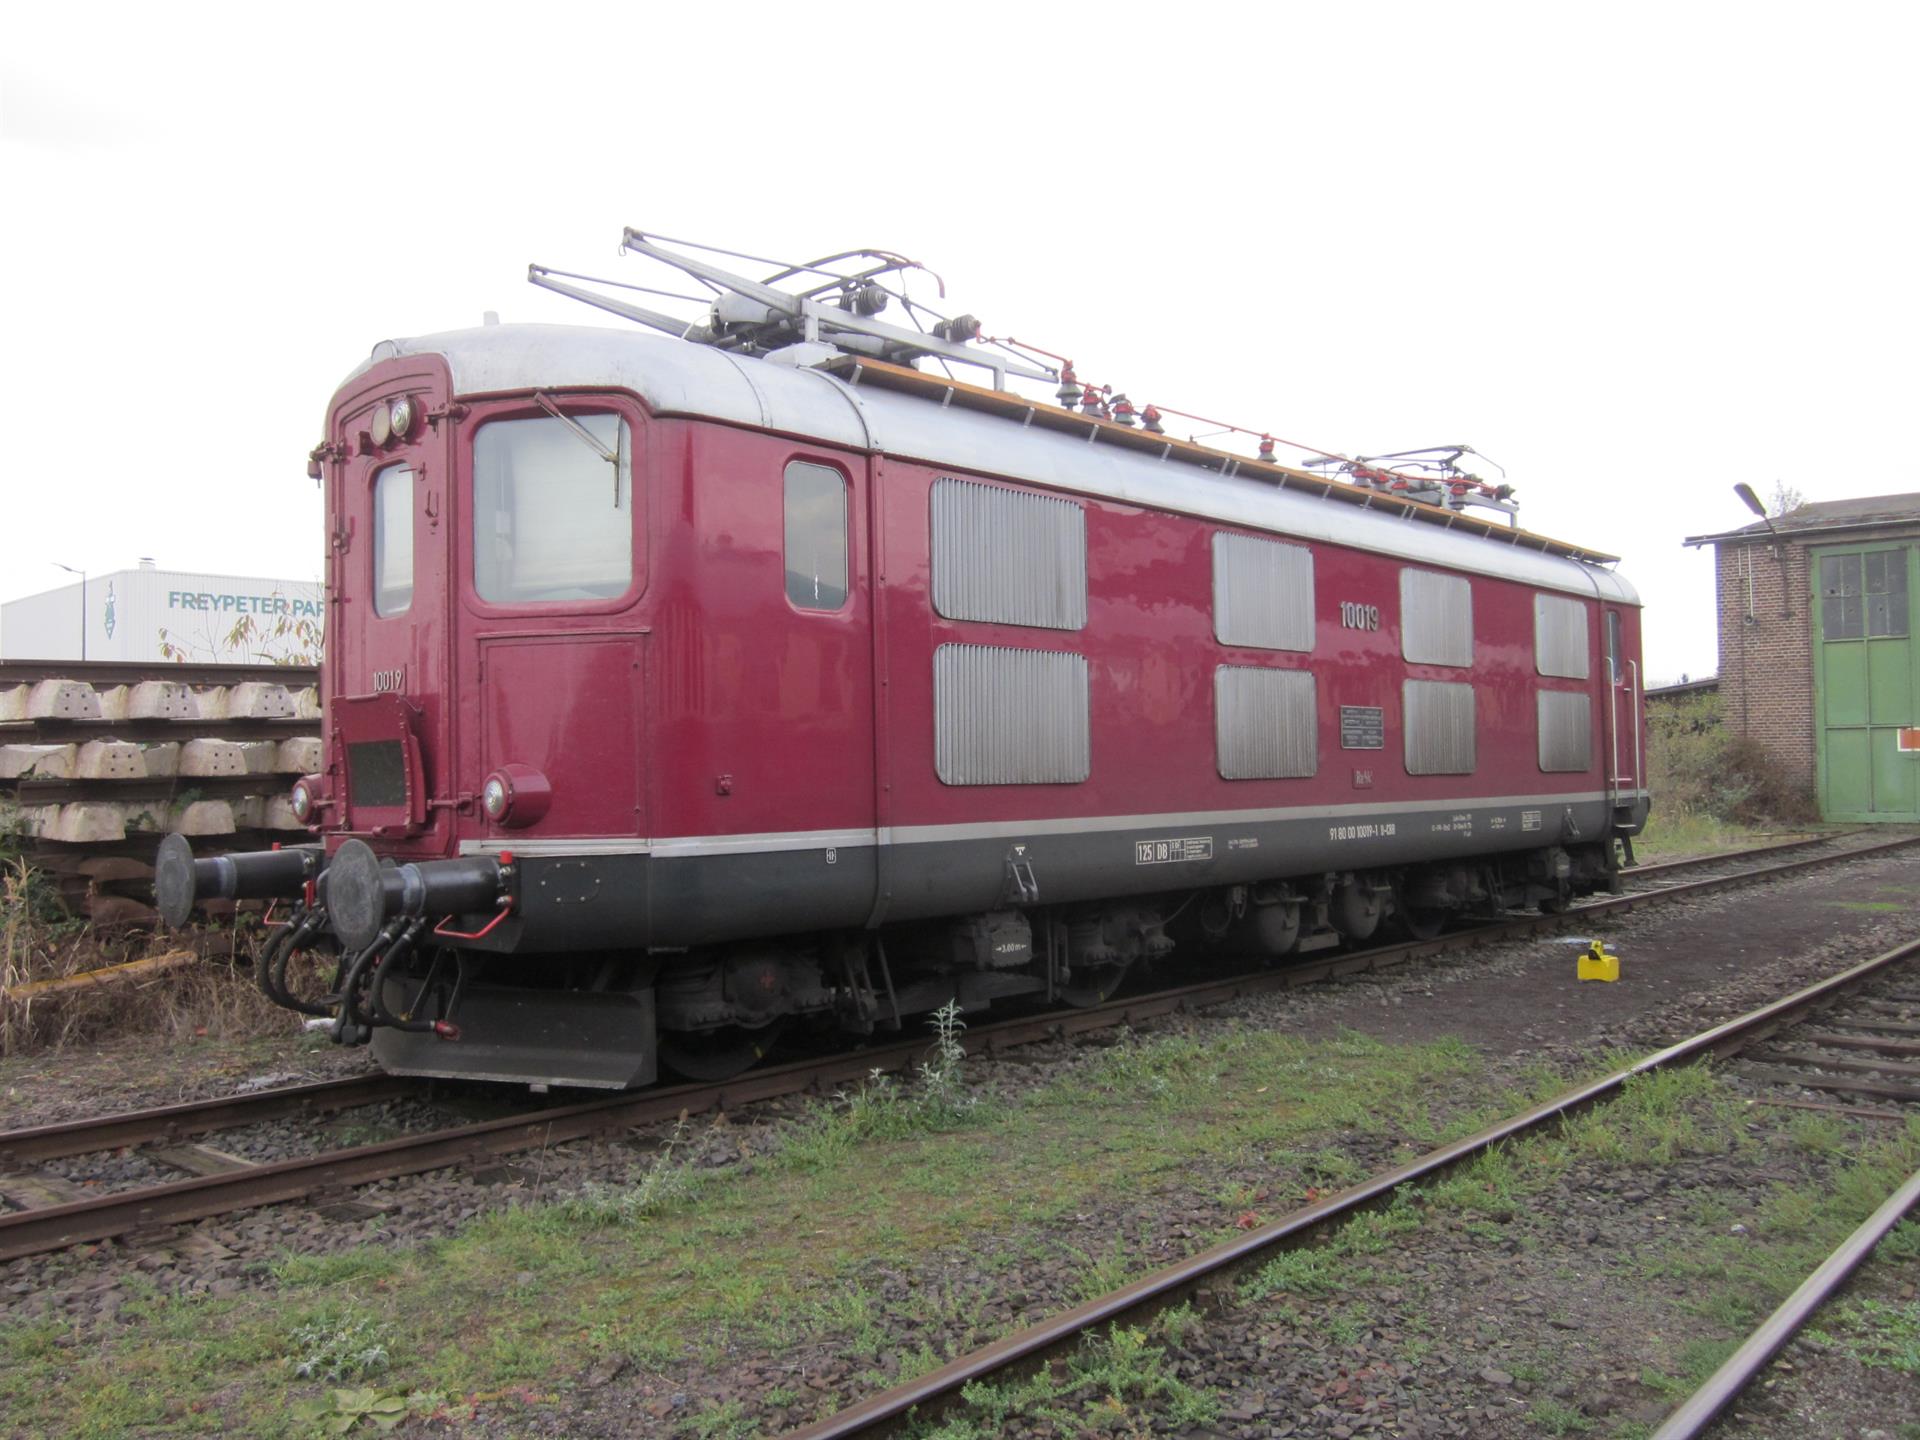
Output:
657 1020 787 1082
1058 963 1130 1008
1396 906 1447 941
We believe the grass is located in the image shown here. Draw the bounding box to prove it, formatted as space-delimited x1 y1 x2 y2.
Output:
1632 810 1783 861
0 1024 1500 1435
14 1018 1909 1437
1808 1295 1920 1373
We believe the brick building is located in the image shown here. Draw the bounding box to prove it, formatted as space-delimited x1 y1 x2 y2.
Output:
1685 493 1920 821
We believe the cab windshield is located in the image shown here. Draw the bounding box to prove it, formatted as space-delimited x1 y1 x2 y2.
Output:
472 413 633 604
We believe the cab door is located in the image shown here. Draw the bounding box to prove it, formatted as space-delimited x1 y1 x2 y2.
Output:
1603 607 1641 810
325 358 455 855
454 394 649 841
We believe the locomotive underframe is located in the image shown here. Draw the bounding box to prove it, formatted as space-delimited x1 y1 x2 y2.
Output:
229 798 1636 1089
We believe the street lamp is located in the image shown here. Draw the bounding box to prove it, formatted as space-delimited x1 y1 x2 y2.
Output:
51 563 86 662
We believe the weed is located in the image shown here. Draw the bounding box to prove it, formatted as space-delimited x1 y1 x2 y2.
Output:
560 1117 704 1223
1781 1113 1858 1159
1156 1303 1202 1349
1302 1146 1363 1186
1807 1297 1920 1373
917 1323 1218 1436
916 1000 975 1121
1337 1197 1423 1254
680 1397 755 1438
289 1307 394 1381
1427 1141 1529 1213
782 1005 986 1171
1324 1306 1369 1346
1532 1397 1595 1433
1561 1065 1748 1167
271 1250 402 1288
289 1387 419 1432
1241 1245 1350 1300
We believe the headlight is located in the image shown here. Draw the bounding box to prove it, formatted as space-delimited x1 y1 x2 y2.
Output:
481 765 551 828
389 396 415 440
290 780 313 823
369 403 392 447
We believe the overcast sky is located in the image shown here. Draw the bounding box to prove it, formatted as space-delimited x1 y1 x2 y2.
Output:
4 3 1915 685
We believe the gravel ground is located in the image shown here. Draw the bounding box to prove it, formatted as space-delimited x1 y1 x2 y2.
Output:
4 841 1919 1437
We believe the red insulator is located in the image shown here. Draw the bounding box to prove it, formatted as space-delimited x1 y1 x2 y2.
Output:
1111 393 1137 427
1081 385 1107 417
1257 434 1277 463
1141 405 1164 435
1056 363 1080 408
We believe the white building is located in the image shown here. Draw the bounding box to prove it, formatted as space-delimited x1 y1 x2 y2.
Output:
0 560 324 664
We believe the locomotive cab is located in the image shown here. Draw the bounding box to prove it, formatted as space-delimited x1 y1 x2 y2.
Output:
326 354 660 1085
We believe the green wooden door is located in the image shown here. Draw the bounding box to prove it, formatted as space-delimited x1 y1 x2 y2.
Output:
1813 544 1920 821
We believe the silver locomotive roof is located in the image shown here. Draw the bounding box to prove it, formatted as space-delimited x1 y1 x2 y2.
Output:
350 322 1639 607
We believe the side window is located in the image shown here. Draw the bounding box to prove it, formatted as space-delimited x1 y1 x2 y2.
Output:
931 478 1087 630
1400 569 1473 667
1212 533 1315 651
1533 594 1589 679
473 413 633 605
1606 610 1623 682
784 461 849 610
372 463 413 618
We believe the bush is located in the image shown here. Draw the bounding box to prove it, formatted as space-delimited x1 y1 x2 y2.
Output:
1646 693 1816 826
2 807 299 1056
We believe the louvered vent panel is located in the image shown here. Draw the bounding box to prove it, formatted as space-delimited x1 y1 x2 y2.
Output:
1404 679 1476 775
934 644 1090 785
931 478 1087 630
1212 532 1315 651
1537 689 1593 772
1400 569 1474 667
1215 666 1318 779
1534 593 1590 679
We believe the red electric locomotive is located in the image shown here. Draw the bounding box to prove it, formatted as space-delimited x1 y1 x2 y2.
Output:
157 232 1648 1088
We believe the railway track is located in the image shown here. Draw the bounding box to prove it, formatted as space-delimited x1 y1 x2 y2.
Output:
1 829 1914 1265
786 911 1920 1439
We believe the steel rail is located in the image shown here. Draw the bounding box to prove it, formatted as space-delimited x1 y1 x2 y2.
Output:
784 935 1920 1439
2 832 1914 1263
1647 1165 1920 1439
1596 832 1920 904
1622 829 1860 880
0 1074 417 1166
0 1039 970 1262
